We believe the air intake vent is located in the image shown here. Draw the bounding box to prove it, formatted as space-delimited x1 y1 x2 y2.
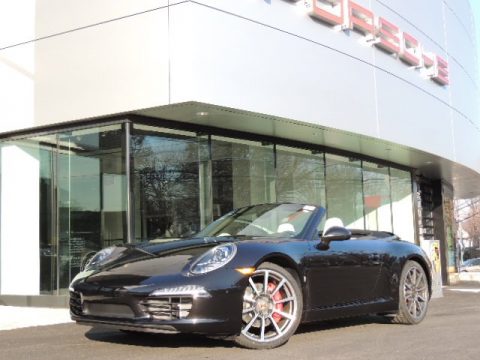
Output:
70 291 83 316
140 296 193 320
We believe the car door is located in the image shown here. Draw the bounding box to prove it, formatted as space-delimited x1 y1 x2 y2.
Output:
304 236 383 311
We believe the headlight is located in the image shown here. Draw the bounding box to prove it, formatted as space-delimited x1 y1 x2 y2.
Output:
190 243 237 274
84 246 117 271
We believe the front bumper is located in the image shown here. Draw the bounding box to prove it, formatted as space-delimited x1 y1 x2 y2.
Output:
72 316 235 335
70 286 244 336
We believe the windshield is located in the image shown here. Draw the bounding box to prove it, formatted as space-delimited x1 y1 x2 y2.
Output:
195 203 317 238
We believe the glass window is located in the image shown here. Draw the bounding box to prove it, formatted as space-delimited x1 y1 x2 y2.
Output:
362 161 392 232
325 154 364 228
57 125 127 292
38 136 57 294
131 125 208 241
276 146 326 206
390 168 415 241
211 136 275 219
0 120 419 299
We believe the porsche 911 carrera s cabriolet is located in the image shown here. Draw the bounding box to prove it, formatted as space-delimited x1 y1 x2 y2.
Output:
69 203 432 349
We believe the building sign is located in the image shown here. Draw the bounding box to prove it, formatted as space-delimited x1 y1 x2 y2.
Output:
283 0 449 86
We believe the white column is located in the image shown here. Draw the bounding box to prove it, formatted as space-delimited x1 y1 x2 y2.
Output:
0 144 40 295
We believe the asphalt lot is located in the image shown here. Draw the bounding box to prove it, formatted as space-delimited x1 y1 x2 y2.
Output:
1 283 479 360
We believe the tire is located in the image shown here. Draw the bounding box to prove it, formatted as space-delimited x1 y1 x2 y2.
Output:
234 262 303 349
392 260 430 324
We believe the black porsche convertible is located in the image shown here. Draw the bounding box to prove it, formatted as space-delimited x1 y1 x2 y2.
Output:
69 203 431 349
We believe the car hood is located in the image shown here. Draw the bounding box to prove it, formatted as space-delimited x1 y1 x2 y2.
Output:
76 238 221 285
75 236 283 289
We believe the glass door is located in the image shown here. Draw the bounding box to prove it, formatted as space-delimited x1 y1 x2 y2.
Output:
57 125 127 293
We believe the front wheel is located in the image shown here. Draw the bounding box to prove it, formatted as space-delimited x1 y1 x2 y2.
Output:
234 262 303 349
392 260 430 324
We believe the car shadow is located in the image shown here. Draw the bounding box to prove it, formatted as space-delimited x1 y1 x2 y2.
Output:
84 315 390 348
296 314 392 335
84 328 235 348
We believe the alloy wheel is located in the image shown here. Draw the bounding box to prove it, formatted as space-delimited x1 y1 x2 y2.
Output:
403 265 429 320
241 268 298 343
391 260 430 324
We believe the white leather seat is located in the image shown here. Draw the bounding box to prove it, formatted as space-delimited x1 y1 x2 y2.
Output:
277 223 295 233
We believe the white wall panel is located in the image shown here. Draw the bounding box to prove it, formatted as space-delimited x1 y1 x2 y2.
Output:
452 112 480 171
35 8 170 126
0 0 35 48
35 0 168 40
169 2 379 137
375 69 455 161
449 61 480 126
191 0 376 66
444 4 478 86
370 1 450 104
0 44 35 133
443 0 475 33
0 0 35 133
374 0 445 47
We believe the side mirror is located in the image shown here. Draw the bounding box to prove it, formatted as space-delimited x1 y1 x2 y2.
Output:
317 226 351 250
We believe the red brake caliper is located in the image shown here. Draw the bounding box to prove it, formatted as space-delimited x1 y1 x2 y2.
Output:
268 282 284 323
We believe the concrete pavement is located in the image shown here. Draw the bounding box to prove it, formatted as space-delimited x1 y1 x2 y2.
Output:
0 306 71 331
0 283 479 359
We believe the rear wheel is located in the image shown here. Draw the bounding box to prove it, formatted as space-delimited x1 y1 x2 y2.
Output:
234 262 303 349
392 260 430 324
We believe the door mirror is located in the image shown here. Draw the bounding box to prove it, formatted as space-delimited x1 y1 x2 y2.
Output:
318 226 351 250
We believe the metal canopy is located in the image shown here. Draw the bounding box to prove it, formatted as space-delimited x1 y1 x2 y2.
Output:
135 101 480 200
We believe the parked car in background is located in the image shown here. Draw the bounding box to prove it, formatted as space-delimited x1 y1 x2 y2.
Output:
459 258 480 272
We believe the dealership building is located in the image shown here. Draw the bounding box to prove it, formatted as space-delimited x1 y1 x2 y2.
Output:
0 0 478 306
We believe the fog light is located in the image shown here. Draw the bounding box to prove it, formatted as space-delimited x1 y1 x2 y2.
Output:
149 285 210 298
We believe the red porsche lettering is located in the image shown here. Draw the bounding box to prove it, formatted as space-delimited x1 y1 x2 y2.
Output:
307 0 345 26
286 0 450 86
348 1 374 36
400 32 421 66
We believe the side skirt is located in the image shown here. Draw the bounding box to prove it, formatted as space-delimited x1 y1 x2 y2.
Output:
302 298 397 323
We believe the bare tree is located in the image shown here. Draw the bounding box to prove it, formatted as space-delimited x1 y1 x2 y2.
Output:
131 134 201 238
456 198 480 258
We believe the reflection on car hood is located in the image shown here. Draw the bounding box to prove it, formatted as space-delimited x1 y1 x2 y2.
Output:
79 238 223 288
114 235 290 263
77 236 291 288
94 237 230 271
